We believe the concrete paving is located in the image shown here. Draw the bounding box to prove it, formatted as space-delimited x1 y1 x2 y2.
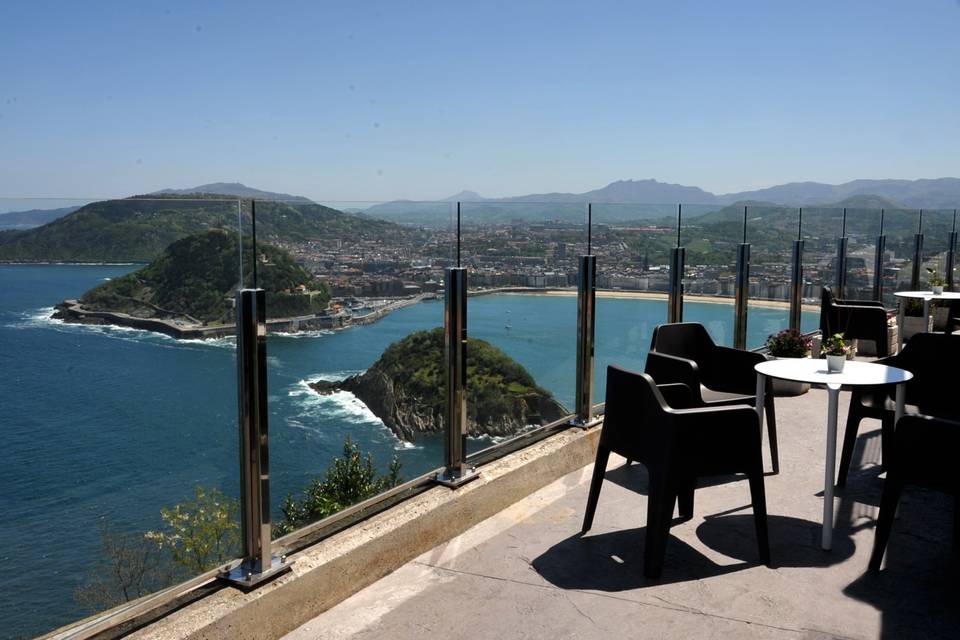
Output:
284 388 959 640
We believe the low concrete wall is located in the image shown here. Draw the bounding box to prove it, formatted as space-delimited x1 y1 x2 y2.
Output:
129 426 601 640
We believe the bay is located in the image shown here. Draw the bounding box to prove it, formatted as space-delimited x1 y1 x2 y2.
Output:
0 264 816 639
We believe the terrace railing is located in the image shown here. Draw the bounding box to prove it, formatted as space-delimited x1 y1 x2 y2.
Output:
4 194 958 639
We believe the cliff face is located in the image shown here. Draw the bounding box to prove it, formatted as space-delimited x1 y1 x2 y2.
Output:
310 328 568 442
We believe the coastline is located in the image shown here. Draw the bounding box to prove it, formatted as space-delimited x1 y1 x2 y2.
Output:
53 287 817 341
52 293 438 340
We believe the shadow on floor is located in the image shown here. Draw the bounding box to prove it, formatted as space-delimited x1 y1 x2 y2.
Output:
602 460 758 496
533 515 849 591
697 514 855 568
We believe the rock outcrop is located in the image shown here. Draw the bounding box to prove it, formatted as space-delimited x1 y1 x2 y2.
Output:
311 328 567 442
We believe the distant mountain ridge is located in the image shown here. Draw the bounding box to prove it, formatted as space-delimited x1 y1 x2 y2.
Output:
720 178 960 208
0 206 81 229
151 182 313 203
431 178 959 208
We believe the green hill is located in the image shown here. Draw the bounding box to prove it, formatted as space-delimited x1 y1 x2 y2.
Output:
79 230 330 324
0 196 399 263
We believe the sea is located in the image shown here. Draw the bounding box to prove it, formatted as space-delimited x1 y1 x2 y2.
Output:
0 264 817 639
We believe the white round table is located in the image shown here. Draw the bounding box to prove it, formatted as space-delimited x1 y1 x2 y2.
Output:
754 358 913 550
894 290 960 350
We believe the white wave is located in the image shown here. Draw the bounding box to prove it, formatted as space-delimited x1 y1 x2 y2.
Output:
269 329 334 339
286 377 423 449
6 307 235 349
289 371 365 388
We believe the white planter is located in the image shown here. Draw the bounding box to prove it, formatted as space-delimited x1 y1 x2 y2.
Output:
932 285 944 295
901 315 931 341
826 354 846 373
769 356 810 396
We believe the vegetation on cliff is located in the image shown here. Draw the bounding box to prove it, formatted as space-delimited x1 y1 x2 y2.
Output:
311 328 568 441
275 438 402 535
78 440 399 610
0 196 399 262
79 230 329 324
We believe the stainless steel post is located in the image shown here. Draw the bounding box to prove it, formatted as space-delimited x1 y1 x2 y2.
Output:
946 231 957 291
668 247 685 323
911 233 924 290
835 236 848 298
572 255 598 427
873 234 886 301
734 243 750 349
436 267 476 487
789 239 804 330
223 289 290 588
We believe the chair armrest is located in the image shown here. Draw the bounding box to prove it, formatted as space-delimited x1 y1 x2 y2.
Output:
656 383 697 409
840 304 888 314
645 352 700 389
837 298 886 308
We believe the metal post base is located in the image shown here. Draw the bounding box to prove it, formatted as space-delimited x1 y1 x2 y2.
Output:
568 416 603 429
434 466 479 488
220 554 291 590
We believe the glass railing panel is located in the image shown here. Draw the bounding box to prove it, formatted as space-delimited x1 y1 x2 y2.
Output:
266 200 453 537
843 208 882 300
798 206 842 312
0 196 242 638
590 203 681 402
881 208 920 305
680 201 744 346
919 209 954 289
743 205 798 348
457 201 580 456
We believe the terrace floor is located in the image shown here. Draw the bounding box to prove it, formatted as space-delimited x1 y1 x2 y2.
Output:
284 388 959 640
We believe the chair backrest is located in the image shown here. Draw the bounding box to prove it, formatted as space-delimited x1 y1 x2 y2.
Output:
602 365 671 463
649 322 715 364
820 286 837 335
893 333 960 419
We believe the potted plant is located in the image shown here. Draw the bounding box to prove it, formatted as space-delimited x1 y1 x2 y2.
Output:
901 297 932 340
765 328 812 395
821 333 850 373
927 267 946 296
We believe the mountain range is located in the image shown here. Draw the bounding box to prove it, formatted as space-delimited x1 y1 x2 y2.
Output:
435 177 960 208
2 178 958 232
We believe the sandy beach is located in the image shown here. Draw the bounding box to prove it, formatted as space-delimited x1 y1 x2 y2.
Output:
480 287 820 313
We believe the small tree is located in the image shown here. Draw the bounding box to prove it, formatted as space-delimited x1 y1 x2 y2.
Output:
75 522 171 610
144 486 240 575
276 438 402 536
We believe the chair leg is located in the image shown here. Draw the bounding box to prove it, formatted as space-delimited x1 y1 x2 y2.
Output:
748 461 771 566
954 494 960 553
677 474 696 521
869 475 904 572
764 393 779 474
879 413 895 472
644 469 677 579
581 446 611 533
837 404 863 488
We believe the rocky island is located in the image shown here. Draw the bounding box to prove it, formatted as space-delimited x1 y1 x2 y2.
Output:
53 229 331 338
311 328 568 441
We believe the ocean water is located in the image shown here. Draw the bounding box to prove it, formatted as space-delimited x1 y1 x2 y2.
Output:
0 265 816 638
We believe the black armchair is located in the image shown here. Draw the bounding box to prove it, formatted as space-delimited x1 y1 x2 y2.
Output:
837 332 960 487
869 414 960 571
819 286 890 357
582 365 770 579
644 322 780 473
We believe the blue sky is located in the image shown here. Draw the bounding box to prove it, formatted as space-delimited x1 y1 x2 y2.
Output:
0 0 958 201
